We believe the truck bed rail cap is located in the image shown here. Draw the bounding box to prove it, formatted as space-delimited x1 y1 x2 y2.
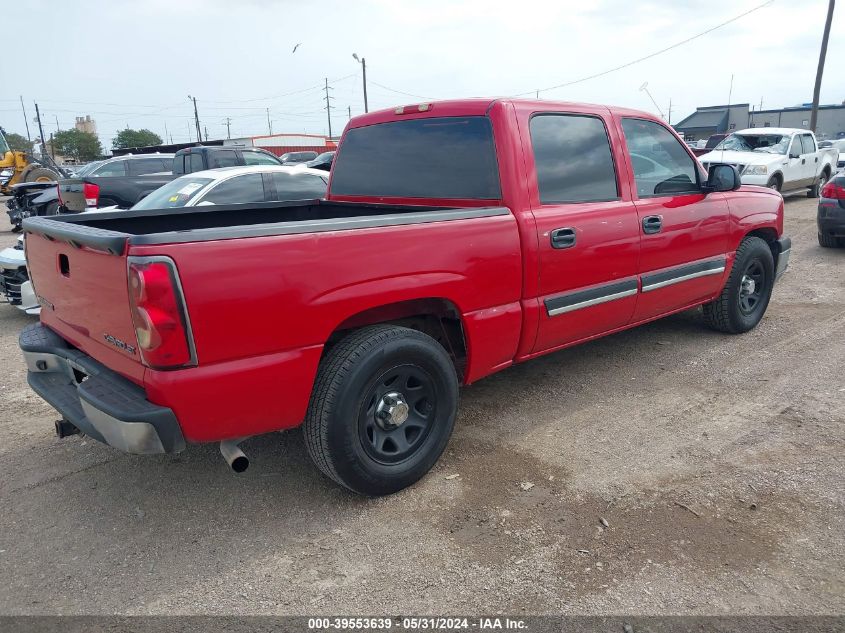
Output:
23 216 129 256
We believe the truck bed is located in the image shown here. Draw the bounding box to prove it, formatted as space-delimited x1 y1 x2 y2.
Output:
24 200 508 251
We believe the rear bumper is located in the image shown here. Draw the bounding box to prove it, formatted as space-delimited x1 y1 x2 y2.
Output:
19 323 185 454
818 202 845 237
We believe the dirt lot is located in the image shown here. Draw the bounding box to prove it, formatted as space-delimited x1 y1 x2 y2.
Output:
0 195 841 616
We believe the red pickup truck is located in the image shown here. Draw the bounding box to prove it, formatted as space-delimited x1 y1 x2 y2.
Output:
20 98 790 496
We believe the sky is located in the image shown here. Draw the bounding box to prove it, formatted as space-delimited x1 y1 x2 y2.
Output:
2 0 842 152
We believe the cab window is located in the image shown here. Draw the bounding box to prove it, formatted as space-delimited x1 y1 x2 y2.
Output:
198 174 268 205
243 151 280 166
621 118 700 197
91 160 127 177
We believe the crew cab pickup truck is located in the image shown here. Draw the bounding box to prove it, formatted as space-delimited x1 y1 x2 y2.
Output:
699 128 837 196
58 146 283 212
19 98 790 496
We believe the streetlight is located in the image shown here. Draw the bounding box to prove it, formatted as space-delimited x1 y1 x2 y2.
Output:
639 82 665 120
352 53 369 113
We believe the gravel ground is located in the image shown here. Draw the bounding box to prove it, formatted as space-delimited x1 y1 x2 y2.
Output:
0 195 842 615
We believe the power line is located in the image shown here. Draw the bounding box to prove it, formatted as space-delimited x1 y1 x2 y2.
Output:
512 0 776 96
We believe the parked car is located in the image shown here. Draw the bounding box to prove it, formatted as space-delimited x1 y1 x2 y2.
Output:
279 151 318 165
19 98 789 496
58 146 285 212
131 165 327 210
0 236 37 314
303 151 335 171
817 171 845 247
821 138 845 170
698 128 838 195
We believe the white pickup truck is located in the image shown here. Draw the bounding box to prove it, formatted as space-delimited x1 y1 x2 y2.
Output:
699 128 837 196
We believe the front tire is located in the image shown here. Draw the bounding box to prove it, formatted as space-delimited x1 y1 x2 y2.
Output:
304 325 458 496
703 236 775 334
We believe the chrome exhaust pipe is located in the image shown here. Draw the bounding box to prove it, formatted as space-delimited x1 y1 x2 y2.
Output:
220 439 249 473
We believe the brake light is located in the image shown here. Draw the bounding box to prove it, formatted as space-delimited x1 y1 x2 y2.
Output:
821 180 845 199
56 183 63 205
127 257 195 369
83 182 99 207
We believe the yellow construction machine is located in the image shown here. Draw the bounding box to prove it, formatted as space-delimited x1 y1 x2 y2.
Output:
0 126 66 195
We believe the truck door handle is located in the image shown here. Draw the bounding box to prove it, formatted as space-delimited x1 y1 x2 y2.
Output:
642 215 662 234
801 158 806 164
550 227 576 249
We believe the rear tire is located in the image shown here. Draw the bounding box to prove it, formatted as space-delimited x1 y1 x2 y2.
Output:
303 325 458 496
808 170 829 198
42 201 60 216
703 236 775 334
23 167 59 183
818 232 842 248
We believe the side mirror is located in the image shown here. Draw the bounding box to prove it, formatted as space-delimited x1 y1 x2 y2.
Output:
704 164 741 193
789 153 801 159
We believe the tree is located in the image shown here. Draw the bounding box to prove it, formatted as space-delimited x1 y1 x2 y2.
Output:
52 129 102 161
112 128 163 150
4 132 33 154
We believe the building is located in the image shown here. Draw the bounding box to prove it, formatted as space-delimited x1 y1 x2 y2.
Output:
74 115 97 135
674 103 845 141
224 133 335 156
672 103 750 142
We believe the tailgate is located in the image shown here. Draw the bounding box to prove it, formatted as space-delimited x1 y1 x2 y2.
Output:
23 218 144 383
57 178 88 212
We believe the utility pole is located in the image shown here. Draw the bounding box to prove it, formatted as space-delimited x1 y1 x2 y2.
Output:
49 133 55 159
34 102 47 158
668 98 673 125
348 106 351 120
20 96 31 142
810 0 835 132
225 117 231 139
55 115 60 132
204 126 209 142
324 78 335 138
352 54 368 113
188 95 201 143
164 121 169 145
266 108 272 135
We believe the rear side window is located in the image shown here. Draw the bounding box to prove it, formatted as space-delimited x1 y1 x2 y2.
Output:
172 155 185 175
331 116 501 199
621 118 700 197
243 151 281 166
800 134 816 154
130 158 169 176
199 174 267 205
530 114 618 203
272 173 327 199
208 150 238 169
188 153 205 173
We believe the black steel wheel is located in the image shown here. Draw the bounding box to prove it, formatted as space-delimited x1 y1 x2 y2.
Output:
703 236 775 334
359 364 438 464
304 325 458 496
738 259 767 315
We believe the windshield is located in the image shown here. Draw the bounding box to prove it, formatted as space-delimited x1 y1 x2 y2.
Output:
713 133 790 154
0 130 10 155
131 176 213 210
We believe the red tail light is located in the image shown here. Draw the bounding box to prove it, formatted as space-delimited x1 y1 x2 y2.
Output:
56 183 63 205
821 180 845 199
127 257 195 369
83 182 100 207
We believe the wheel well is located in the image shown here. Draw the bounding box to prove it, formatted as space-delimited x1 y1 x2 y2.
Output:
326 298 468 380
745 227 779 266
769 172 783 185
